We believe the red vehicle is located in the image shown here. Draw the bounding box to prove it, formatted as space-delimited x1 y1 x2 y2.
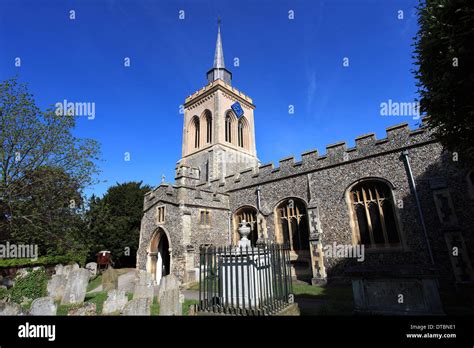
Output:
96 251 114 273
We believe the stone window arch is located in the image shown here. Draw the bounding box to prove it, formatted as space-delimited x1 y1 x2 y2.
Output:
238 117 249 149
347 178 401 248
233 205 258 246
189 116 200 149
201 109 212 144
225 111 237 144
275 198 310 251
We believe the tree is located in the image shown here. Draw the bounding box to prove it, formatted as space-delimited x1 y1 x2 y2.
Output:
0 77 100 254
86 182 151 267
7 166 88 256
413 0 474 166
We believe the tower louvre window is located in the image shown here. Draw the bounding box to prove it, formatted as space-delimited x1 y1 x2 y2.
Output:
238 122 243 147
225 114 232 143
191 116 200 149
206 113 212 143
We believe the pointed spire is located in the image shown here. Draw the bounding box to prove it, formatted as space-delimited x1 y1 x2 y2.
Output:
213 17 225 69
207 18 232 85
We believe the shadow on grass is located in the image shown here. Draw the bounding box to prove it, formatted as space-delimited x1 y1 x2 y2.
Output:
292 283 354 316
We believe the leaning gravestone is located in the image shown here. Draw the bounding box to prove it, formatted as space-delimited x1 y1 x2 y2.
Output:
133 271 154 300
0 301 24 316
61 269 90 305
102 289 128 314
29 297 57 316
85 262 98 277
122 298 151 316
47 275 67 301
158 274 182 316
102 268 118 291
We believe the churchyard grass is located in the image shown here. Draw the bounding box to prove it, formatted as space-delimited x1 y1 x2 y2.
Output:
151 296 160 315
86 275 102 292
56 301 83 315
292 283 354 315
84 291 108 313
182 299 198 315
292 283 353 301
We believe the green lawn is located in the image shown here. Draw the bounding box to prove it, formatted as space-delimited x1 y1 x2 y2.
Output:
292 283 353 301
86 275 102 292
151 296 160 315
183 299 198 315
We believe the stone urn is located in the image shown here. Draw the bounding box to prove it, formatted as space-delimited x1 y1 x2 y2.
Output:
238 220 251 248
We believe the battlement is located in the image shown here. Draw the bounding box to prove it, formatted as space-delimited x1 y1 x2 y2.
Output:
184 79 253 107
144 180 229 212
207 120 434 192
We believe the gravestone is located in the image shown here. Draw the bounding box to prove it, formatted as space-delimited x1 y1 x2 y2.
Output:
158 274 182 316
102 289 128 314
0 301 24 315
85 262 98 277
54 264 64 275
61 269 90 305
67 302 96 316
62 263 79 279
102 268 118 291
15 268 30 279
133 270 154 300
47 275 67 301
122 298 151 316
29 297 57 316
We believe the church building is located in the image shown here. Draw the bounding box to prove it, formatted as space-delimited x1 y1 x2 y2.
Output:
137 22 474 309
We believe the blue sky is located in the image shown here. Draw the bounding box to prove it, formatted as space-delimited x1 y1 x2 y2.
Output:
0 0 421 197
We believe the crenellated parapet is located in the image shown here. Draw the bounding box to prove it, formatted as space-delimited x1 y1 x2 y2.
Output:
144 180 230 212
206 120 434 192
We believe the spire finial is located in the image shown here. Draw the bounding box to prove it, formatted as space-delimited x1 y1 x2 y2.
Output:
207 18 232 84
213 17 225 69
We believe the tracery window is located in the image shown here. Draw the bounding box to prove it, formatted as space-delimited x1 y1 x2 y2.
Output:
350 180 400 247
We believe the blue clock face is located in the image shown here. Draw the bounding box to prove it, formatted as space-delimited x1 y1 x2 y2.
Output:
231 102 244 118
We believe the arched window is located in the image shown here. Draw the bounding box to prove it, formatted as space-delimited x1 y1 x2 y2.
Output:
205 112 212 144
225 114 232 143
233 206 258 246
238 121 244 147
238 117 249 149
275 198 309 251
349 180 400 248
190 116 200 149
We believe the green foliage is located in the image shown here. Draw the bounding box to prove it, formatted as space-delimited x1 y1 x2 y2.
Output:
56 302 83 316
86 275 102 292
0 286 9 300
84 291 108 314
0 77 100 257
151 296 160 316
182 299 198 316
0 253 86 268
10 267 48 304
413 0 474 165
85 182 151 267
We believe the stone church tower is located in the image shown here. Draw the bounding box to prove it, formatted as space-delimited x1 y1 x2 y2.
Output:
178 20 259 182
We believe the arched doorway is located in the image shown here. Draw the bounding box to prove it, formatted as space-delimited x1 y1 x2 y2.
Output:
233 206 258 246
148 228 171 285
275 198 311 281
